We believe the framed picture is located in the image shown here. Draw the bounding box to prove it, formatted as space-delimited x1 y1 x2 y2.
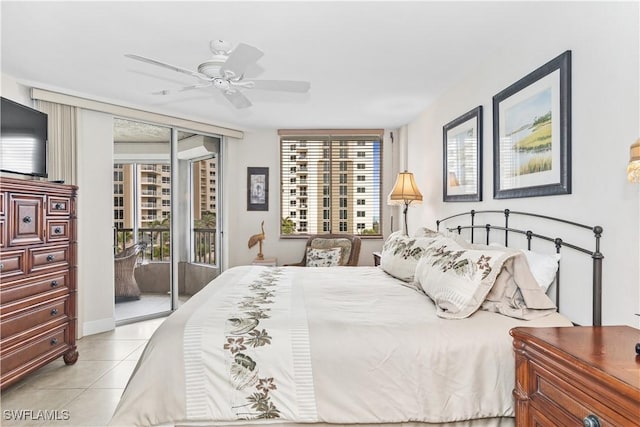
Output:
443 106 483 202
493 50 571 199
247 167 269 211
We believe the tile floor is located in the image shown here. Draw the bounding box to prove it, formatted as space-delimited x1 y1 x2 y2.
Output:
0 317 166 426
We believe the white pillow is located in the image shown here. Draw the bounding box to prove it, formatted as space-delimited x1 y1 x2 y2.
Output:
416 238 515 319
487 243 560 292
522 250 561 292
380 231 442 282
305 247 342 267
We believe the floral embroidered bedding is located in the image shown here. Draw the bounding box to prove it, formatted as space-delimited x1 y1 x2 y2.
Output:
110 259 571 427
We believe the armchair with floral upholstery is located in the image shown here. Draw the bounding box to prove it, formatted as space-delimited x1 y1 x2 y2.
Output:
286 234 361 267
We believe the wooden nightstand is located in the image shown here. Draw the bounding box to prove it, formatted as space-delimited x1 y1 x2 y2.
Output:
510 326 640 426
252 257 277 267
373 251 381 266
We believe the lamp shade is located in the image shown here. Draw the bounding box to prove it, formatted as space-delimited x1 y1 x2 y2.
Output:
388 171 423 205
628 138 640 183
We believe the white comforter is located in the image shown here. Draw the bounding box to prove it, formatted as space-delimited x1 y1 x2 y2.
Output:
110 266 572 427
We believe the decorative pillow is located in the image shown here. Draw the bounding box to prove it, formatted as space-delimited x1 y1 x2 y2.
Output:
415 238 515 319
310 238 352 266
305 247 343 267
380 231 443 282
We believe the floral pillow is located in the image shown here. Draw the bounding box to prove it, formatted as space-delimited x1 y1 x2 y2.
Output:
310 238 352 266
415 237 514 319
413 227 441 238
305 247 343 267
380 231 443 282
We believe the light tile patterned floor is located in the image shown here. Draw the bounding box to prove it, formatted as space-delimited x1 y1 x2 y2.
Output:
0 317 165 426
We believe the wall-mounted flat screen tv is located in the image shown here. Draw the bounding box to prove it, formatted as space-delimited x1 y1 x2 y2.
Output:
1 97 48 178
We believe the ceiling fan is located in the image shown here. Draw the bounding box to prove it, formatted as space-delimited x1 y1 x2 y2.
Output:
125 39 310 109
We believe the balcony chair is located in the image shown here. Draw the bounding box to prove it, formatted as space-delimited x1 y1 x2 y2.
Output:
286 233 361 267
114 242 146 301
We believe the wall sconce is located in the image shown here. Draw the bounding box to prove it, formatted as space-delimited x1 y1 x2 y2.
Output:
628 138 640 183
388 171 423 235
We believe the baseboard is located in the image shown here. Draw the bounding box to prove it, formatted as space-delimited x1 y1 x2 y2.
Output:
82 317 116 337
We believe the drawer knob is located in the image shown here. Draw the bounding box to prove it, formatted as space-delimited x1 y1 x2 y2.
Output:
51 280 59 287
46 254 55 262
54 227 62 234
583 415 601 427
0 263 3 270
22 215 32 223
51 308 58 316
55 203 63 210
50 338 58 345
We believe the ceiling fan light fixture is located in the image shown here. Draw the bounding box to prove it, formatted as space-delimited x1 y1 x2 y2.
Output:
213 78 230 90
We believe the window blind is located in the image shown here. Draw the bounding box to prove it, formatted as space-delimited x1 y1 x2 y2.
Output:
279 130 383 236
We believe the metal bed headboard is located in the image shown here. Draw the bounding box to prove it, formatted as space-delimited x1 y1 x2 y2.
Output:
435 209 603 326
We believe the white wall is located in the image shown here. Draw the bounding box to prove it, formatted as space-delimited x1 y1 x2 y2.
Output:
405 2 639 327
76 109 116 335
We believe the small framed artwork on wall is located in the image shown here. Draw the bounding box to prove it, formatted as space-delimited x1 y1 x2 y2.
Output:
493 50 572 199
247 167 269 211
443 106 483 202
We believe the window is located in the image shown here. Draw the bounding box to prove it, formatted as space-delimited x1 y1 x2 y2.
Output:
279 130 382 236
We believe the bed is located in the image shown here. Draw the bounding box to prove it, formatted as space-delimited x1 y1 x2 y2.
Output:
109 210 603 427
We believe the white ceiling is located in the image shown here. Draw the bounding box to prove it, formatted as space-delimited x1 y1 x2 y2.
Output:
2 1 561 132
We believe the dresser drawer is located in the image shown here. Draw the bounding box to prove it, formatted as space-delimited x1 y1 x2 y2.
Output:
0 325 68 377
529 361 632 426
0 219 5 248
0 249 28 279
1 271 69 306
46 219 70 242
47 196 71 216
1 297 68 340
512 326 640 427
8 194 45 246
29 245 69 273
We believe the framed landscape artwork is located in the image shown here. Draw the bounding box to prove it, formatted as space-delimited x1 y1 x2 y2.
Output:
247 167 269 211
443 106 483 202
493 50 571 199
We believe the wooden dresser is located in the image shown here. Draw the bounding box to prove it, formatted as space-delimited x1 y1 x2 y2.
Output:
510 326 640 426
0 177 78 389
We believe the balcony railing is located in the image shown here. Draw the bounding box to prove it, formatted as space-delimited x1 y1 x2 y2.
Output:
114 227 216 265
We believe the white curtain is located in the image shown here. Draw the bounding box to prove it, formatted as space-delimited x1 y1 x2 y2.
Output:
36 100 78 184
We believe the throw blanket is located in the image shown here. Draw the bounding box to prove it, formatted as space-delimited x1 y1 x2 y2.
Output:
482 252 557 319
110 266 572 427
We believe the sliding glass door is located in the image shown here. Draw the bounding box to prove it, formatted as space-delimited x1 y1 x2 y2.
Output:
113 119 221 324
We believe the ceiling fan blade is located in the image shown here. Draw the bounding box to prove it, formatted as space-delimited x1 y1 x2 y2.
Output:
179 82 213 92
220 43 264 77
249 80 311 93
151 82 212 96
125 54 210 81
222 90 252 109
